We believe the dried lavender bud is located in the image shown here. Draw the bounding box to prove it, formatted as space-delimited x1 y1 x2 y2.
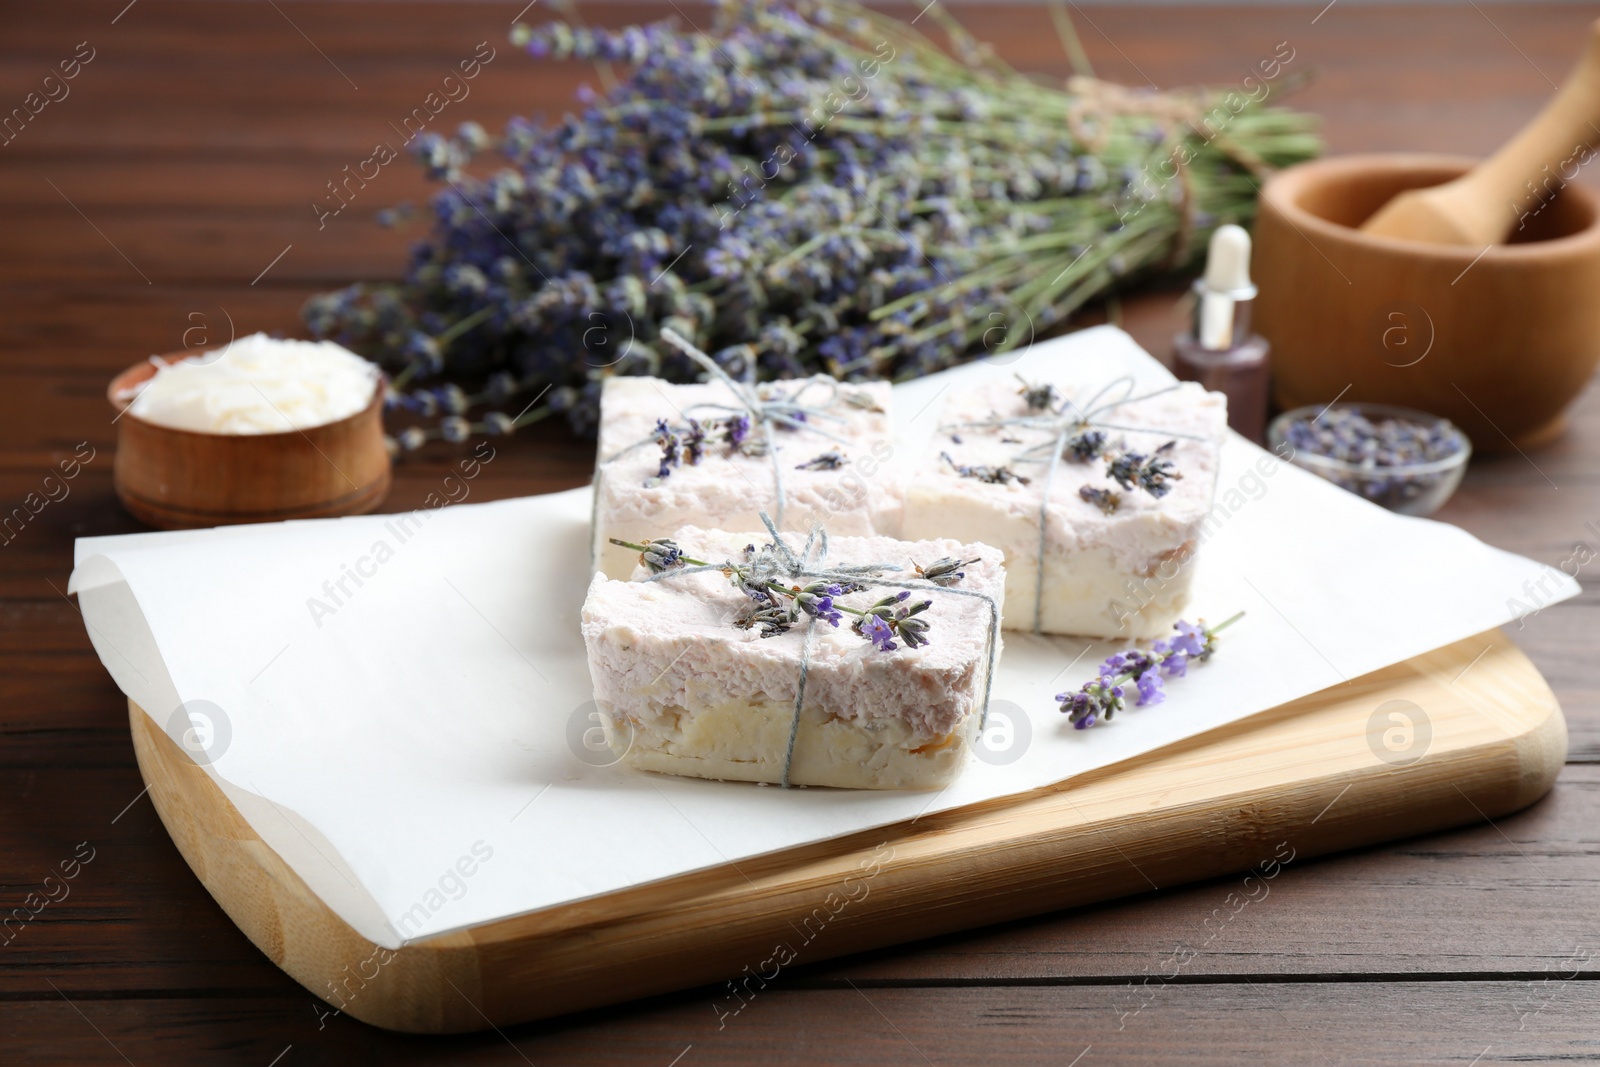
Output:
842 389 885 413
735 598 794 638
1280 407 1465 508
1283 408 1462 466
440 416 472 444
1106 441 1182 498
1016 375 1059 412
941 451 1030 486
914 557 978 585
1066 429 1108 462
725 413 751 450
396 427 427 452
653 418 681 482
795 450 846 471
683 418 707 465
483 411 516 437
1078 485 1121 513
630 538 685 574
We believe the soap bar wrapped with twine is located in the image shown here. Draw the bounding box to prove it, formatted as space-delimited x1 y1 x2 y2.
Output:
606 514 1002 789
588 330 900 579
915 375 1222 639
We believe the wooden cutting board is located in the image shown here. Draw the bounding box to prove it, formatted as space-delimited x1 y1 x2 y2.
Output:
128 628 1565 1034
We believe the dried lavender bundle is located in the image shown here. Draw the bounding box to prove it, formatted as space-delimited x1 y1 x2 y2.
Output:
302 0 1319 451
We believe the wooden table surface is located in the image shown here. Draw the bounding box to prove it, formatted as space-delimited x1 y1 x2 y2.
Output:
4 3 1598 1063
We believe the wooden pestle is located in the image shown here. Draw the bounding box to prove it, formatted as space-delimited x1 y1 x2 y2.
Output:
1361 18 1600 246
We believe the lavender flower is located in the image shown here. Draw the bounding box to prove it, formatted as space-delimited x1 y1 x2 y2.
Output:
683 418 708 465
795 450 846 471
304 2 1318 454
1280 407 1466 508
843 389 885 413
853 590 932 650
611 534 939 654
860 614 898 652
1106 441 1182 498
795 581 845 627
1016 376 1059 412
1078 485 1121 514
915 557 977 585
638 538 685 574
1058 613 1242 730
1066 429 1107 462
652 418 681 482
942 451 1030 486
736 598 795 638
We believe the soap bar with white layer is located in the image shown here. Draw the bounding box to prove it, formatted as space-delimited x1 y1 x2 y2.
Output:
580 527 1004 789
590 375 902 579
901 378 1226 639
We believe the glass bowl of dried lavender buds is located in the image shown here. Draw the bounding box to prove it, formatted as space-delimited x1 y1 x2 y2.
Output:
1268 403 1471 516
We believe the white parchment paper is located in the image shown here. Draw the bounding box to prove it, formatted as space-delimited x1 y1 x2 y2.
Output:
70 326 1577 947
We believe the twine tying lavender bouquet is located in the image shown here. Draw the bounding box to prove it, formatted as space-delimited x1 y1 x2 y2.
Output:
942 376 1212 633
611 514 1000 787
299 0 1318 452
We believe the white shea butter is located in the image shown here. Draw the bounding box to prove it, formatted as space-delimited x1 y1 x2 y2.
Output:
127 333 380 434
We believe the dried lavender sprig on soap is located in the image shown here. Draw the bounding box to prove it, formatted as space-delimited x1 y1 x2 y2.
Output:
608 536 946 652
304 0 1319 449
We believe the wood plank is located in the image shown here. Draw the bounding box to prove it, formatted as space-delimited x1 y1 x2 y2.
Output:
5 982 1598 1066
3 762 1597 1000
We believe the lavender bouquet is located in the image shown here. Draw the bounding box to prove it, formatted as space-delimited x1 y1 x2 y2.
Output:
302 0 1319 451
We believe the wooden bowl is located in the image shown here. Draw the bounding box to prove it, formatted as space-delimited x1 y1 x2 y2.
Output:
109 353 392 529
1254 154 1600 450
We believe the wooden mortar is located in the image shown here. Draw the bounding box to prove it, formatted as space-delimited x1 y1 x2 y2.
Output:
1254 153 1600 450
109 353 392 529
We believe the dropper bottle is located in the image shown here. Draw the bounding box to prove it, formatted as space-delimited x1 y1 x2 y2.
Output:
1173 224 1271 442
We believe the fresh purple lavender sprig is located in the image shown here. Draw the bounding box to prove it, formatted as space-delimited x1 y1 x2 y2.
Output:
1057 612 1242 730
608 536 945 653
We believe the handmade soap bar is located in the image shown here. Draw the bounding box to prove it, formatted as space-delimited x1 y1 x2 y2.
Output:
902 378 1226 639
590 375 901 579
580 526 1004 789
